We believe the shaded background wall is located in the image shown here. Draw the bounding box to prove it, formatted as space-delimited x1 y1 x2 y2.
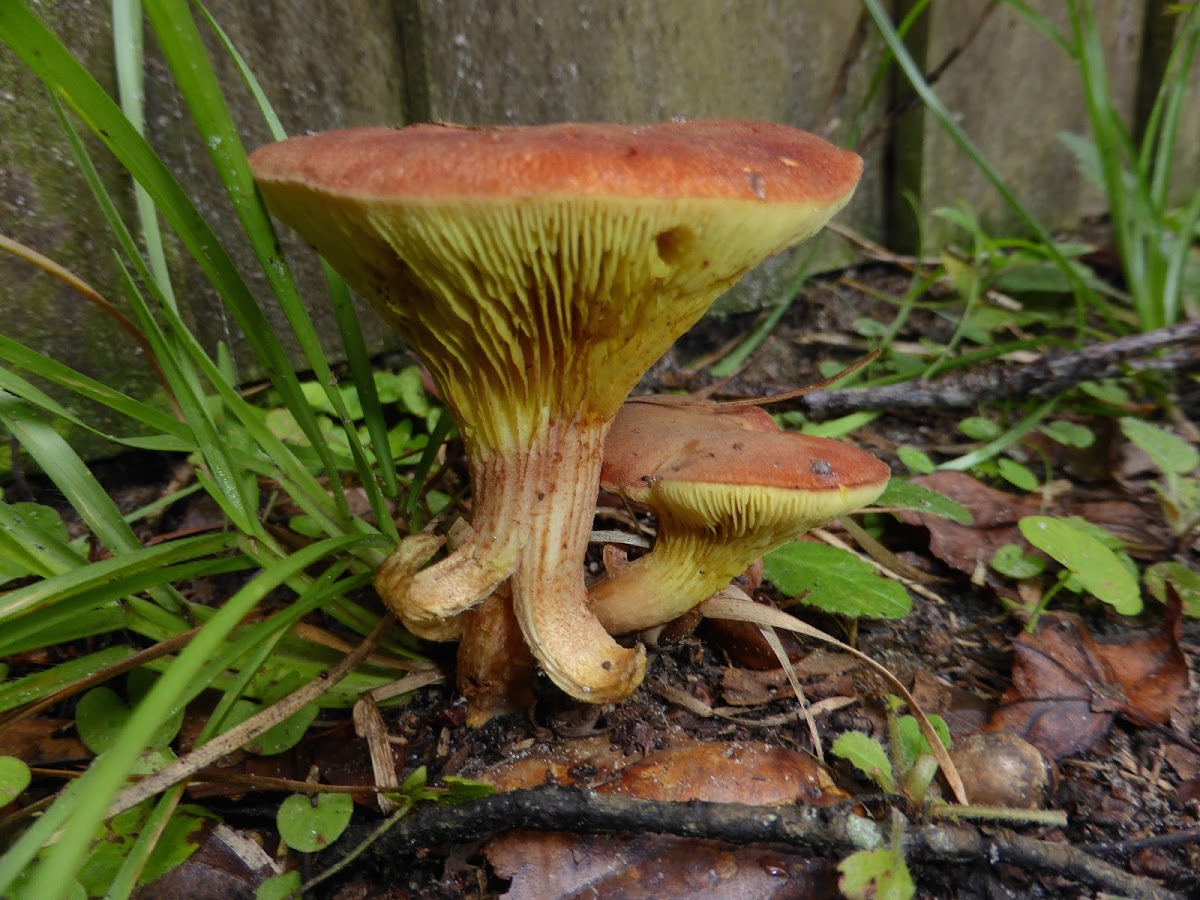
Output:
1 0 1196 460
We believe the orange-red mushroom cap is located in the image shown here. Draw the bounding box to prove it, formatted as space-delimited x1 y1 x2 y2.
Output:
592 398 890 633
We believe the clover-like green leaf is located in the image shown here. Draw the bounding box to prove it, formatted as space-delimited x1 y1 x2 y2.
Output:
876 480 972 524
0 756 31 806
991 544 1046 580
763 542 912 619
276 792 353 853
1018 516 1141 614
839 847 915 900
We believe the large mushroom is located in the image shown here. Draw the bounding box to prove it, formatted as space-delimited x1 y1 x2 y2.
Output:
590 397 890 634
249 120 862 702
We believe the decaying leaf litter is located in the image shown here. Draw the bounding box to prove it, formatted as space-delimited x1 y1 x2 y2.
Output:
4 257 1198 898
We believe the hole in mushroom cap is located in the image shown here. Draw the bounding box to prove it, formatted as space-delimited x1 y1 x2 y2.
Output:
655 225 694 268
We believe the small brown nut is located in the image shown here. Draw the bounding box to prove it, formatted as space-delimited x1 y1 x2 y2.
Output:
950 731 1053 809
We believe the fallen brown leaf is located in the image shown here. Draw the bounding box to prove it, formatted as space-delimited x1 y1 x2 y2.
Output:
1092 589 1189 725
988 598 1191 761
897 472 1042 578
0 717 89 767
136 822 279 899
989 616 1124 760
481 740 846 900
487 832 839 900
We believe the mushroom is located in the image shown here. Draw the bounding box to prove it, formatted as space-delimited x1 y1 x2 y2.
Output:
589 396 890 634
249 120 862 702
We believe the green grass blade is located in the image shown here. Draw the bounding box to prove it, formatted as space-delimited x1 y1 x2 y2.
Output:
939 398 1059 472
0 3 350 517
113 265 262 534
0 393 190 617
112 0 176 308
0 353 191 451
0 498 88 577
0 646 136 715
122 264 360 540
0 557 252 656
1070 0 1154 326
0 533 237 627
0 533 373 899
1142 4 1199 205
142 0 376 518
105 786 185 900
195 565 355 741
864 0 1094 333
194 0 401 510
0 606 130 656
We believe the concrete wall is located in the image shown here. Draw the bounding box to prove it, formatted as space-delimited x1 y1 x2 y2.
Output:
0 0 1193 465
891 0 1147 250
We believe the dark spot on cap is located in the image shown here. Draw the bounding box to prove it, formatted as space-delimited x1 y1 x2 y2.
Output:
732 442 744 451
810 460 833 476
602 660 612 670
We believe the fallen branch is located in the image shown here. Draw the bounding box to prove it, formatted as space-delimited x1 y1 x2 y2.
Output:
354 785 1181 899
654 320 1200 417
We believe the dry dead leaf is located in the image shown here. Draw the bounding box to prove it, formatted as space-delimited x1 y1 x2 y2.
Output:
136 822 279 899
1092 590 1189 725
487 832 838 900
989 616 1124 760
988 600 1190 761
898 472 1042 578
481 741 845 900
0 717 88 766
598 741 845 806
720 652 859 707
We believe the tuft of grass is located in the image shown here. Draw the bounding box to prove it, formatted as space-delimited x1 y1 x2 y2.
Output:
0 3 447 895
867 0 1199 333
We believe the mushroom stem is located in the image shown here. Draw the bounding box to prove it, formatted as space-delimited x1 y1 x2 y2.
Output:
383 415 645 701
508 417 646 702
391 449 526 638
590 526 763 635
456 586 537 727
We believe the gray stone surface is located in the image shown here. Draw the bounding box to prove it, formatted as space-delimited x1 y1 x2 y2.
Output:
0 1 408 466
892 0 1147 251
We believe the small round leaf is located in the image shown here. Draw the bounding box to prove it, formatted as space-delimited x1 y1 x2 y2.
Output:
1018 516 1141 615
897 446 935 475
991 544 1045 580
277 792 353 852
958 416 1002 441
997 457 1039 492
0 756 32 805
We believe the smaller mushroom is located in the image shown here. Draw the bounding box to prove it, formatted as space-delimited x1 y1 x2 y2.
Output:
589 397 890 634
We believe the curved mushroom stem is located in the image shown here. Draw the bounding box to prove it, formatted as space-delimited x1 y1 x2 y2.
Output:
382 451 526 639
589 528 757 635
509 418 646 703
381 415 644 702
375 531 464 641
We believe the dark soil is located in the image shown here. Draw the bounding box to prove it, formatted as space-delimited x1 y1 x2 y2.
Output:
4 265 1198 898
